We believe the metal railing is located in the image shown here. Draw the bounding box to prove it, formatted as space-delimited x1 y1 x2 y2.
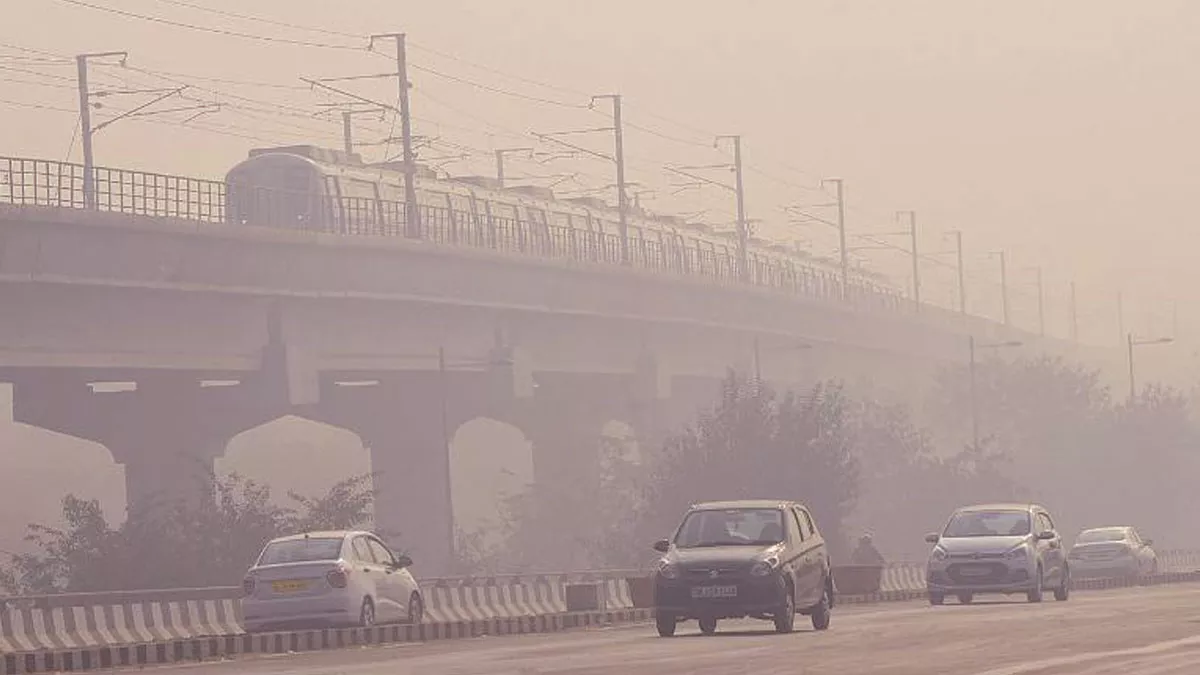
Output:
1 155 912 314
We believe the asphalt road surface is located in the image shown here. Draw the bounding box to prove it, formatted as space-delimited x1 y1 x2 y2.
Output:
145 584 1200 675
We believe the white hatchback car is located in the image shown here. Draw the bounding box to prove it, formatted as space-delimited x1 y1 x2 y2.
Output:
241 531 423 632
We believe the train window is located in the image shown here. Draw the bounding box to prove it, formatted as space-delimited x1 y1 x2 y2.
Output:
550 211 572 231
525 206 548 229
340 178 378 201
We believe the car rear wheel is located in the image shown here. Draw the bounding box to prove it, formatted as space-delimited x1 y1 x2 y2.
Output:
957 593 973 605
811 583 832 631
698 617 718 635
1027 568 1044 603
929 593 945 606
359 598 376 628
408 593 424 624
1054 566 1070 602
773 585 796 634
655 613 677 637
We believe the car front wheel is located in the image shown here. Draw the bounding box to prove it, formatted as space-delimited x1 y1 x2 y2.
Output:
1027 568 1044 603
359 598 376 627
774 585 796 633
408 593 424 624
1054 565 1070 602
655 613 677 637
810 582 832 631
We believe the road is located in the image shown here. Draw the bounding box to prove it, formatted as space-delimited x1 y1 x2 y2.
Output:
145 584 1200 675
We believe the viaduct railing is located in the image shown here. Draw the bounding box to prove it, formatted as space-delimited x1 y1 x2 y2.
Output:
0 155 968 326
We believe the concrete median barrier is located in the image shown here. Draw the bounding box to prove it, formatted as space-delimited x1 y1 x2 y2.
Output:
3 556 1200 673
0 608 654 675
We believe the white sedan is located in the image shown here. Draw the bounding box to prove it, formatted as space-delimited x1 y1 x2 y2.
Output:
241 530 423 632
1067 526 1158 579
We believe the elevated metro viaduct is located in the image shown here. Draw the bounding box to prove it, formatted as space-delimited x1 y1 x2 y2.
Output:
0 204 1109 574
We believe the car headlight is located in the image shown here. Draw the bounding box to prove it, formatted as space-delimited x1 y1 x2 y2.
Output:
930 547 948 562
1005 546 1029 560
657 561 680 580
750 556 780 576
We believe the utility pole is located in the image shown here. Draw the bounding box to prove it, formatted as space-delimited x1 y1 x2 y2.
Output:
717 135 748 281
1069 281 1079 342
999 251 1010 326
822 178 848 299
592 94 628 264
494 147 533 187
953 230 967 314
968 335 979 450
370 33 419 238
897 211 920 309
75 51 127 209
1117 291 1125 348
342 111 354 155
1035 266 1045 337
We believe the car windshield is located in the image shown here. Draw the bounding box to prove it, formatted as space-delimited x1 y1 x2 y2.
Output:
943 510 1031 538
258 537 344 565
1076 528 1127 543
674 508 785 548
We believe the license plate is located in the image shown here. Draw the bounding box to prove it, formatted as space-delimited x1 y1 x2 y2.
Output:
271 580 308 593
691 585 737 599
959 566 990 577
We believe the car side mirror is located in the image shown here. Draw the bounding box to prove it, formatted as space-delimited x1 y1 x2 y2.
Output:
1036 530 1057 541
924 533 940 544
394 554 413 568
653 539 671 553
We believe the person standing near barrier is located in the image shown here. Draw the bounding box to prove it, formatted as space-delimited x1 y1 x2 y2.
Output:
851 533 886 566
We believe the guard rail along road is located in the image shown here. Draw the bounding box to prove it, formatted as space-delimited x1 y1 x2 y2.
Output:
3 551 1200 674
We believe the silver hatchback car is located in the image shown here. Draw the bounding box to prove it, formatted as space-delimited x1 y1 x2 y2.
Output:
241 531 423 632
925 503 1070 605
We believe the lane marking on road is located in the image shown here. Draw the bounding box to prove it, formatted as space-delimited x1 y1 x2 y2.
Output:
967 634 1200 675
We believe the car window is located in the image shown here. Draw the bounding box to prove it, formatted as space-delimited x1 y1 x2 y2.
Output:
1128 529 1141 544
258 537 344 565
366 538 394 565
943 510 1030 537
674 508 785 548
351 537 373 562
1077 528 1126 543
1040 512 1056 532
800 509 817 538
788 509 805 542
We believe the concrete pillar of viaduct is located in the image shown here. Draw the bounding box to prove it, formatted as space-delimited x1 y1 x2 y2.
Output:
11 373 282 518
301 369 504 577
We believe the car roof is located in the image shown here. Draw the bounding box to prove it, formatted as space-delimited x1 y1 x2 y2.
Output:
954 503 1042 514
1079 526 1131 533
690 499 800 511
267 531 370 544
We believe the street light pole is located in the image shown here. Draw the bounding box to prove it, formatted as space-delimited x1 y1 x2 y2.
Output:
968 336 1023 450
822 178 848 299
969 335 979 450
953 230 966 315
1127 333 1175 401
437 346 455 566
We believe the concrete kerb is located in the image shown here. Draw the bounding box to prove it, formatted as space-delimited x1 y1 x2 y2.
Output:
0 609 655 675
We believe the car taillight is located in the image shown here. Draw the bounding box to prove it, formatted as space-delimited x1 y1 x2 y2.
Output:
326 567 349 589
242 576 256 596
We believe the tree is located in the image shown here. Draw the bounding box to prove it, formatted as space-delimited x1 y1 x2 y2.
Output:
1 472 376 595
637 373 861 554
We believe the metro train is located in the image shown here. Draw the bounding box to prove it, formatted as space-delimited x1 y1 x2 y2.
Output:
223 144 896 295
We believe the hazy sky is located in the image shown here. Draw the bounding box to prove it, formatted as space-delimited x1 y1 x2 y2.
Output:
2 0 1197 345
